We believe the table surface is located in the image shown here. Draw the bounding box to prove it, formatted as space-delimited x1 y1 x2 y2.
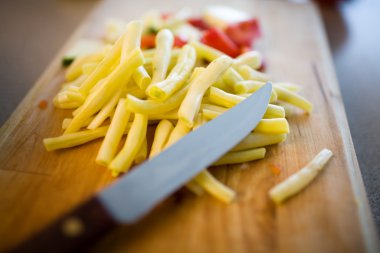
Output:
0 0 379 238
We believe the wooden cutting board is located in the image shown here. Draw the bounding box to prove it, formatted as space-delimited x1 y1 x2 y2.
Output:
0 0 378 252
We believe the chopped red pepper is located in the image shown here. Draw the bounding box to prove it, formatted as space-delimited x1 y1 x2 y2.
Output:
187 18 209 30
225 18 261 48
200 28 240 58
141 34 186 49
141 34 156 49
173 36 187 48
161 13 172 20
239 46 252 55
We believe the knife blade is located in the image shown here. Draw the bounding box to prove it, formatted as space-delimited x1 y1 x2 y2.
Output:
11 83 272 253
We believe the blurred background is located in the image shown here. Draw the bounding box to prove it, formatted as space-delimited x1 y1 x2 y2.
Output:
0 0 379 235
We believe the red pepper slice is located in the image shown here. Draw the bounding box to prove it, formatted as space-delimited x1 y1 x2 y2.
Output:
141 34 156 49
225 18 261 48
200 28 240 58
174 36 187 48
141 34 187 49
161 13 172 20
239 46 252 55
187 18 209 30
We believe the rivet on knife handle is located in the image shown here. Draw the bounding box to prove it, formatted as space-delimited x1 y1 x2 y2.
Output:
9 197 117 253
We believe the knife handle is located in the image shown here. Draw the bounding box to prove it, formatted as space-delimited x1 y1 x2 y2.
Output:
9 197 117 253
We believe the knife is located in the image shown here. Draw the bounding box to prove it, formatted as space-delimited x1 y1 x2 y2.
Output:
11 83 272 253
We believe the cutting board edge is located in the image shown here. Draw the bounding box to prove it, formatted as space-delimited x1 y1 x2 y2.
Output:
313 3 380 252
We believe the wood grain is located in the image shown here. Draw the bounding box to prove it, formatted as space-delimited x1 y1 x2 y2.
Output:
0 0 378 252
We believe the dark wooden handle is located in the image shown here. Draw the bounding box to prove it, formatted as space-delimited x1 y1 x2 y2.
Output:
9 197 118 253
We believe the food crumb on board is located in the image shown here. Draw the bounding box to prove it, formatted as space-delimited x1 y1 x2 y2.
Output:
268 164 282 175
38 100 48 109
